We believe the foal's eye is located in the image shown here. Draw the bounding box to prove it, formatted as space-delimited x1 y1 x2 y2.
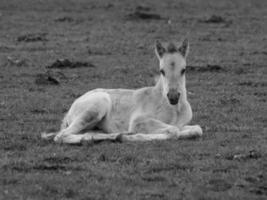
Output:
160 69 165 76
181 68 186 75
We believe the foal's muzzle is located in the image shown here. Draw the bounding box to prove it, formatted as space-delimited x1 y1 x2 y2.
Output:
167 89 180 105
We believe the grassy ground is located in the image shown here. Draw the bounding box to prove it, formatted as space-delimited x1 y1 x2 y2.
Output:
0 0 266 199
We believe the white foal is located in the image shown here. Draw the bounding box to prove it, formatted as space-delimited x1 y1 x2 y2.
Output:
41 38 203 144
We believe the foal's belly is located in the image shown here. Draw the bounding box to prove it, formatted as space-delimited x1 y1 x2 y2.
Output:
101 89 136 132
108 110 132 132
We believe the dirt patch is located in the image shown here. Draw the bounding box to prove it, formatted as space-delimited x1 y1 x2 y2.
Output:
127 7 163 20
200 15 229 24
32 163 83 171
54 16 74 22
187 64 225 72
35 70 67 85
46 59 96 69
30 108 49 114
35 72 60 85
17 33 48 42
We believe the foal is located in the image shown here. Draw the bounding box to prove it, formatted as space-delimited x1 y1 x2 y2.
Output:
42 39 203 144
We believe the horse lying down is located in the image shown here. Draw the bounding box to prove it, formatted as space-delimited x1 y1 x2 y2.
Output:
42 39 203 144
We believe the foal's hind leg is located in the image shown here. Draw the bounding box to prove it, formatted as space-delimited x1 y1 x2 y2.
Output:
52 92 112 144
41 114 70 141
54 111 102 143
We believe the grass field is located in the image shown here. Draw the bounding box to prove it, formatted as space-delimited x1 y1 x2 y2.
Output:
0 0 266 199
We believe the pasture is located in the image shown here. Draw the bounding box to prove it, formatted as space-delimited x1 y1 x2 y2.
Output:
0 0 266 199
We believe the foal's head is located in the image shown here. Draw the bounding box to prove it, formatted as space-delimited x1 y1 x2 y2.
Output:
155 39 189 105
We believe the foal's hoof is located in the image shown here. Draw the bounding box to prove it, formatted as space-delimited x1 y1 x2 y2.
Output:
188 125 203 139
53 136 62 143
194 125 203 137
41 132 55 141
115 134 124 143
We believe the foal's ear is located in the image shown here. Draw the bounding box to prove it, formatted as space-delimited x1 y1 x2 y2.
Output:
178 38 189 57
155 41 166 58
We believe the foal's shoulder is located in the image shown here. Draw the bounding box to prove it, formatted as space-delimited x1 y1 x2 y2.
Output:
133 87 154 102
134 86 153 95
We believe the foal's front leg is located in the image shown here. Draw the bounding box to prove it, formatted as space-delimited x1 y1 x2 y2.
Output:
120 116 202 142
178 125 203 139
121 116 179 142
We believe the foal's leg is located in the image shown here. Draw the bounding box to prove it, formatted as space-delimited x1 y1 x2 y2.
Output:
118 132 172 142
54 108 109 144
49 92 113 144
179 125 203 139
121 117 179 141
56 129 129 144
81 132 128 143
54 111 101 143
54 114 126 144
41 115 69 140
120 116 202 142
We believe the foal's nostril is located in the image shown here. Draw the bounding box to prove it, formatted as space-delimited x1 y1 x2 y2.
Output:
177 92 180 99
167 91 180 105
